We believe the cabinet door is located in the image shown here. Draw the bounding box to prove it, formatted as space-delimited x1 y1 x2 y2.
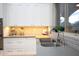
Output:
3 4 54 26
4 38 36 52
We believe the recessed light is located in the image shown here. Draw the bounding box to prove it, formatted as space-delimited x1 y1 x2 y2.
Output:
76 4 79 7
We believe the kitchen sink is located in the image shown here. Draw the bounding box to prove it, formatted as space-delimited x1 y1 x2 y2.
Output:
39 38 62 47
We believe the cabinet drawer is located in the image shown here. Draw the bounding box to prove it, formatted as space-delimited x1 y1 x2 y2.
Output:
4 38 36 52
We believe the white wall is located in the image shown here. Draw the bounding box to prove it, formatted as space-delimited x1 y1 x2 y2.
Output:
0 3 3 18
3 3 56 26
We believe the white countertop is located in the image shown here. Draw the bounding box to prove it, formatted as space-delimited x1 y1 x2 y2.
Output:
60 32 79 39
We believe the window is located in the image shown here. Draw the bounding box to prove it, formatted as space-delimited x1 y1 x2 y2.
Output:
60 16 65 27
69 9 79 33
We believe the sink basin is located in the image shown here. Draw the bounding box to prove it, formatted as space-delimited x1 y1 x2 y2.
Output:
39 38 62 47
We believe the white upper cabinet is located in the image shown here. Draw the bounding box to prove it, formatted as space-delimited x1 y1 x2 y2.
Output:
3 3 56 26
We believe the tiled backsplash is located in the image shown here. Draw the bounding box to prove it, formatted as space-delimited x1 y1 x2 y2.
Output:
3 26 50 37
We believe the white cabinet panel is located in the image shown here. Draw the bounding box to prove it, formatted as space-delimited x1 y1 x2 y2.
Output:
4 38 36 54
0 4 3 18
3 4 56 26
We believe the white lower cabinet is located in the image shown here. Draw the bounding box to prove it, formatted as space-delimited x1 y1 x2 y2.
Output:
3 38 36 55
